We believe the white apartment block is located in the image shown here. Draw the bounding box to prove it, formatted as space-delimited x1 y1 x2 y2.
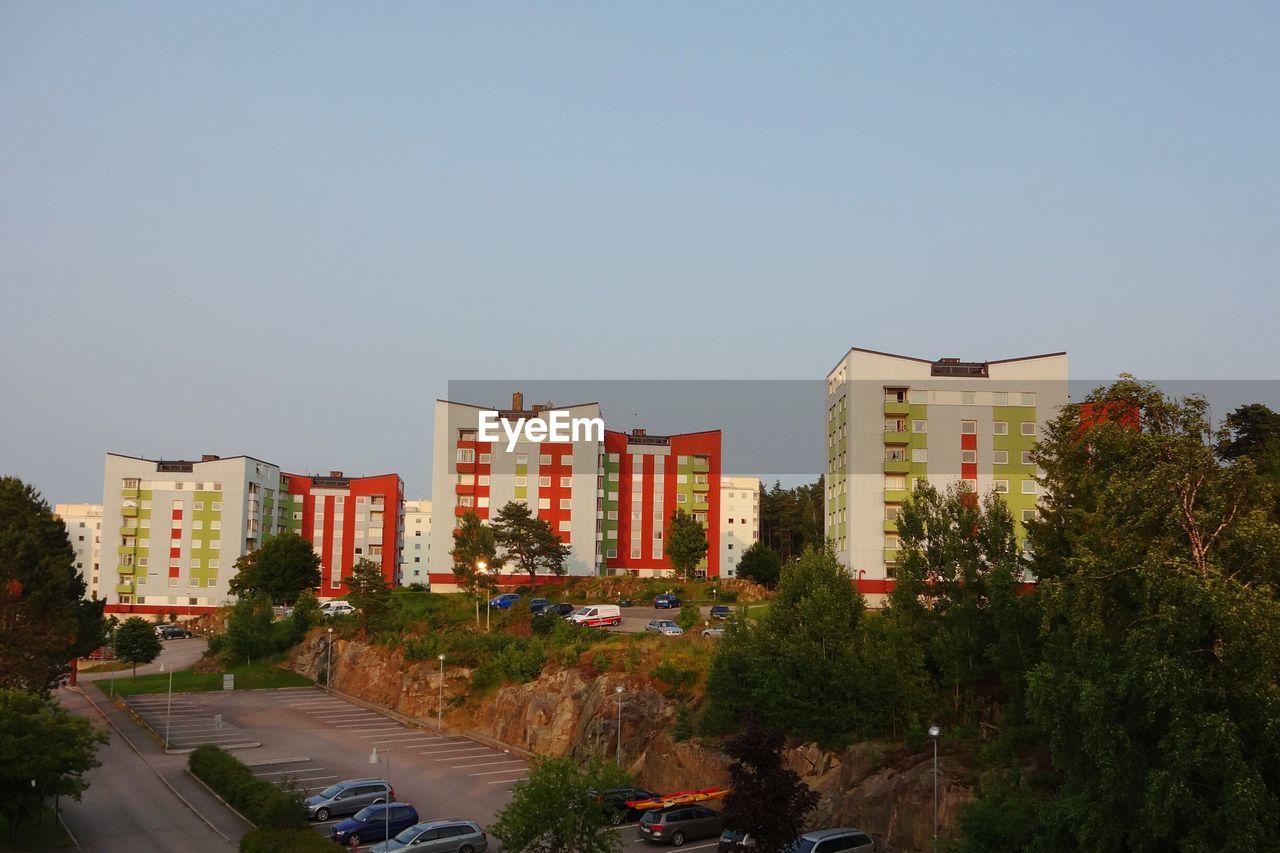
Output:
719 476 760 578
428 394 605 590
101 453 285 614
401 499 432 586
56 503 102 600
825 348 1068 606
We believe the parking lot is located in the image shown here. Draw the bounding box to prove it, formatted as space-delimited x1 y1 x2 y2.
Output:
124 693 258 751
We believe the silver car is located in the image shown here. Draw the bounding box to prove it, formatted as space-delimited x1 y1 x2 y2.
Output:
304 778 393 821
790 828 875 853
646 620 683 637
701 626 725 639
371 819 489 853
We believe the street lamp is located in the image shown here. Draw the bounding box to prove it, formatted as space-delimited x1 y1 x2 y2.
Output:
437 654 446 733
369 747 391 842
475 560 487 627
163 660 173 750
928 725 941 848
326 627 334 688
614 685 625 768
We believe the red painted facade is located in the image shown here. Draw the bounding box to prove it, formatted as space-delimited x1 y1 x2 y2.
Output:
282 472 403 596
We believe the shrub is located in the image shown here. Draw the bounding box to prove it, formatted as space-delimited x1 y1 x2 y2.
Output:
189 744 305 829
716 590 739 603
651 657 699 695
677 602 702 630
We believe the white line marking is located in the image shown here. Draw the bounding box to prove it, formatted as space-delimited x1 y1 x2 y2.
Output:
253 768 323 777
452 760 525 769
469 768 531 776
422 747 491 757
433 750 499 760
335 723 400 730
486 777 528 784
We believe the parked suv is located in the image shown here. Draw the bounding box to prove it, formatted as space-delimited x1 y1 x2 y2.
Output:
320 600 355 617
596 787 659 825
638 805 723 845
331 803 420 847
790 828 875 853
371 818 488 853
304 778 393 821
709 605 731 620
159 625 192 640
653 594 682 609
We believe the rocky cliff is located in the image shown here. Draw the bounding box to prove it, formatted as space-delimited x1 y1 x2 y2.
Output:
289 633 971 851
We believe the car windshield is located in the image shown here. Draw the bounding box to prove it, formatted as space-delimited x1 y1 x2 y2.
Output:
790 839 817 853
317 783 344 798
353 806 380 821
659 621 676 628
394 826 423 842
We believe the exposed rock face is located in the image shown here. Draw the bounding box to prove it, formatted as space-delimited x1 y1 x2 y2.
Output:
288 633 971 851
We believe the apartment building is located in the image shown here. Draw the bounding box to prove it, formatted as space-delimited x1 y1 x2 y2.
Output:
599 428 723 578
280 471 404 598
427 394 605 587
825 348 1068 604
427 394 725 587
101 453 403 614
55 503 103 599
718 476 760 578
400 499 432 586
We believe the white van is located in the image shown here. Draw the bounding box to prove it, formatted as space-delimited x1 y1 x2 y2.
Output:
567 604 622 628
320 600 355 617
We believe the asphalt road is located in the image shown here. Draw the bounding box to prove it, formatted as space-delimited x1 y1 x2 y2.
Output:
75 635 209 683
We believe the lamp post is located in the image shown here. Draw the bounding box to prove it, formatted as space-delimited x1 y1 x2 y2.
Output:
614 685 625 768
475 560 487 628
369 747 391 842
437 654 446 733
326 627 334 688
928 725 941 848
163 661 173 750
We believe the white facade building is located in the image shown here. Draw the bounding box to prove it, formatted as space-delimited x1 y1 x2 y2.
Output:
825 348 1068 606
718 476 760 578
400 499 432 586
56 503 102 600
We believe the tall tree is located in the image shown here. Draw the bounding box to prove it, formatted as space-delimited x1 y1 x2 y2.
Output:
0 477 105 694
489 756 628 853
492 501 571 585
760 478 825 560
0 689 108 841
346 558 391 636
450 511 501 595
228 532 321 605
223 594 276 664
734 541 783 588
666 508 709 580
112 616 161 679
720 716 819 853
1024 378 1280 850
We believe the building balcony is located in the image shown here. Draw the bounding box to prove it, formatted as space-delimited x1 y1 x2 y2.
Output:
884 401 910 417
120 525 139 537
455 483 475 495
883 459 910 475
117 544 136 555
883 519 899 533
456 461 476 474
121 506 138 518
121 488 139 499
115 582 134 595
692 480 709 491
691 459 710 473
883 430 909 445
883 549 902 565
884 489 909 504
116 564 135 575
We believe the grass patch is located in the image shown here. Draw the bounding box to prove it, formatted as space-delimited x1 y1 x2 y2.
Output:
94 656 311 696
0 805 74 850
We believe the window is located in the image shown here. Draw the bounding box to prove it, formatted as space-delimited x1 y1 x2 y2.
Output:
562 455 573 466
885 504 902 521
961 391 976 405
559 499 572 510
516 453 528 465
123 478 140 489
911 420 927 433
1022 480 1038 494
515 476 527 487
992 391 1008 406
961 420 977 434
210 540 220 549
209 559 219 569
1022 509 1038 522
912 448 928 463
993 421 1008 435
1021 392 1037 406
211 520 220 530
607 510 618 520
885 448 907 462
456 448 474 464
961 450 977 464
538 498 551 510
1021 450 1035 465
993 450 1010 465
607 472 619 482
138 557 148 568
884 387 907 403
993 480 1009 493
207 578 217 588
560 476 572 488
884 474 906 491
212 502 222 511
1021 422 1037 436
607 549 618 559
458 495 474 508
539 454 552 465
478 474 490 486
478 453 491 464
538 477 551 488
457 473 475 486
631 548 642 559
476 496 489 508
885 534 901 550
559 521 571 532
676 493 688 503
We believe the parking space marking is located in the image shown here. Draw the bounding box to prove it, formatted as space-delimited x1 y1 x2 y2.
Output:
432 749 499 760
452 759 525 769
369 737 440 747
486 777 528 784
253 767 328 777
469 768 530 776
334 722 400 729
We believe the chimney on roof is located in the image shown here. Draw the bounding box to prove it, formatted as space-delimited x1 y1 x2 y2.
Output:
512 392 524 411
329 471 343 478
201 454 219 462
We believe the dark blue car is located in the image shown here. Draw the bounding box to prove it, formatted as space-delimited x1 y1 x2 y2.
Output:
489 593 521 609
654 594 682 609
331 803 420 846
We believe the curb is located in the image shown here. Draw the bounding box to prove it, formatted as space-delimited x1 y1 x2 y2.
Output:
165 741 260 755
56 808 82 851
71 686 235 844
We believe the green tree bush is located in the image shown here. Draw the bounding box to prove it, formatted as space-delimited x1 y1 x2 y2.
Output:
489 756 629 853
113 616 162 679
188 744 304 829
227 532 321 605
223 595 277 665
667 509 709 580
734 542 783 588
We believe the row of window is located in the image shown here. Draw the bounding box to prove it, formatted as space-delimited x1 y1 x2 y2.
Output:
882 474 1038 494
884 448 1036 465
884 388 1039 407
123 479 225 491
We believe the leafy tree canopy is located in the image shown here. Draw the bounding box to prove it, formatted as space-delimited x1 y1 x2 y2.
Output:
451 511 501 595
228 532 321 605
666 509 709 580
720 716 819 853
492 501 571 585
347 558 391 636
0 477 105 693
112 616 161 678
489 756 629 853
734 541 782 588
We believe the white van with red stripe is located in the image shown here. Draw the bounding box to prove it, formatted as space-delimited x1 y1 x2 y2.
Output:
568 604 622 628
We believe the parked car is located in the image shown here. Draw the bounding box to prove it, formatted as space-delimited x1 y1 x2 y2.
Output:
489 593 521 610
529 598 552 614
331 803 420 847
718 830 758 853
789 828 876 853
653 594 682 609
700 625 725 639
304 778 394 821
618 597 635 608
320 600 355 618
646 620 684 637
534 602 576 618
159 625 192 640
567 604 622 627
370 818 488 853
638 805 723 845
596 787 660 825
709 605 731 620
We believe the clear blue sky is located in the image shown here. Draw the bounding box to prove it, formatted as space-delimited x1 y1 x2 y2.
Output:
3 2 1278 503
